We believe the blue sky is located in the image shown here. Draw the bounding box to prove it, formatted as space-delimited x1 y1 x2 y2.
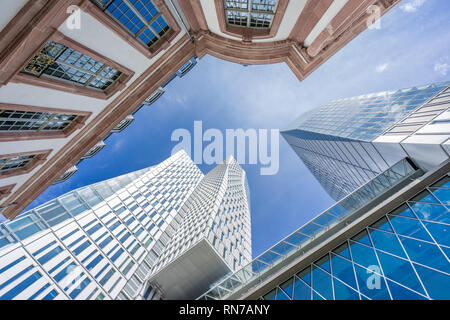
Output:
21 0 450 257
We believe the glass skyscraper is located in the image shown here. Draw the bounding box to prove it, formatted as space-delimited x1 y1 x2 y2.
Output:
200 158 450 300
199 81 450 301
282 81 450 201
0 151 251 300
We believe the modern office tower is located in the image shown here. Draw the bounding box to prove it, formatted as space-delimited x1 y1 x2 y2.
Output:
147 155 252 299
282 81 450 201
200 158 450 300
0 0 402 220
0 151 251 300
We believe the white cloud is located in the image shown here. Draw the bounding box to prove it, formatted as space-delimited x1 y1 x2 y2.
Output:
375 63 389 73
112 138 126 152
434 62 450 76
400 0 427 13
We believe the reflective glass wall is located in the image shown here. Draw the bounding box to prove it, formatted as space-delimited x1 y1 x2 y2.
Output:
261 174 450 300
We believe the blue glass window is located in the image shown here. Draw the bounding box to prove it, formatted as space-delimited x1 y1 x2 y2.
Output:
48 257 70 275
297 266 311 286
0 271 41 300
54 262 77 282
32 241 56 256
111 248 124 262
86 223 102 235
408 202 449 224
292 277 311 300
68 235 86 248
312 265 333 300
314 254 331 273
0 265 34 291
333 278 359 300
99 236 113 248
351 230 372 246
0 256 26 275
370 217 393 232
91 0 170 48
330 253 357 290
429 188 450 205
413 264 450 300
388 215 432 242
386 279 427 300
422 221 449 247
61 228 80 241
73 240 92 256
399 236 450 274
274 288 290 300
279 278 293 298
349 241 379 269
22 41 122 91
99 268 115 286
69 277 91 299
376 251 425 295
411 190 439 204
28 283 50 300
368 228 406 258
42 289 58 300
332 242 351 259
37 246 64 265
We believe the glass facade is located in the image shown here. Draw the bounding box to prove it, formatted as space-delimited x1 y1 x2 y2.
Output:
224 0 278 29
290 82 449 142
261 174 450 300
0 151 203 300
0 109 77 132
22 41 122 91
151 156 252 276
91 0 170 48
199 158 419 300
0 152 252 300
282 81 450 201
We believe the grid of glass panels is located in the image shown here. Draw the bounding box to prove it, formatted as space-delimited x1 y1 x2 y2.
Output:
0 109 78 132
291 82 450 142
0 155 35 173
22 41 122 91
224 0 278 29
261 175 450 300
151 156 252 276
199 158 418 300
91 0 170 47
282 130 391 201
0 151 204 300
